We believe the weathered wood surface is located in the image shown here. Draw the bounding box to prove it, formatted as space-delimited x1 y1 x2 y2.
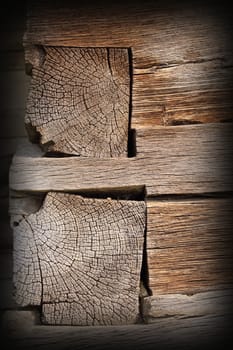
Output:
142 289 233 321
25 47 130 157
133 60 233 127
2 308 233 350
12 192 145 325
2 0 233 339
24 1 233 60
24 1 233 126
146 198 233 295
10 123 233 195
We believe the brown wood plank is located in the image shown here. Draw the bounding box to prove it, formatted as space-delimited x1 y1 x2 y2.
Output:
132 60 233 127
25 47 130 157
132 91 233 128
12 192 145 325
146 198 233 295
9 123 233 195
24 1 233 64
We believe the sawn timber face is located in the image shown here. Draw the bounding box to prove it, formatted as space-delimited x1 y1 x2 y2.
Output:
25 46 130 157
11 192 146 325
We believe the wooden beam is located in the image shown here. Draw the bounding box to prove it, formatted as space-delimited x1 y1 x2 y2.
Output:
2 306 233 349
132 60 233 127
24 2 233 128
9 123 233 195
24 1 233 64
142 289 233 322
146 198 233 295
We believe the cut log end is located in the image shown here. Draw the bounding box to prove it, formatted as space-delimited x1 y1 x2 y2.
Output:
12 192 146 325
25 46 130 158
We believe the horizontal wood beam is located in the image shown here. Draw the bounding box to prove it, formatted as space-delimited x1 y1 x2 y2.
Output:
10 123 233 195
24 1 233 64
146 198 233 294
3 302 233 348
142 289 233 322
132 60 233 127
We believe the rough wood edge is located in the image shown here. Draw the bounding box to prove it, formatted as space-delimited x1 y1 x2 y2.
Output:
9 123 233 195
142 288 233 322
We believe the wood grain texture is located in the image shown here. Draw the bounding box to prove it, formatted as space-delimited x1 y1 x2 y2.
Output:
24 1 233 61
12 192 145 325
9 123 233 195
142 289 233 321
23 1 233 126
2 309 233 350
25 46 130 157
146 198 233 295
132 60 233 127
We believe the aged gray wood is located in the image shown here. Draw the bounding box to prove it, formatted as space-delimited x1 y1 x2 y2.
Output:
146 198 233 295
24 1 233 126
10 123 233 195
25 46 130 157
2 309 232 349
12 192 145 325
142 289 233 321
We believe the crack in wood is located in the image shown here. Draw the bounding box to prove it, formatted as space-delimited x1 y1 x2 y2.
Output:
12 192 146 325
25 47 130 158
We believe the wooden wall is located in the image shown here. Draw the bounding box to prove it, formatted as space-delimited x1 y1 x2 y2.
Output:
1 1 233 348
